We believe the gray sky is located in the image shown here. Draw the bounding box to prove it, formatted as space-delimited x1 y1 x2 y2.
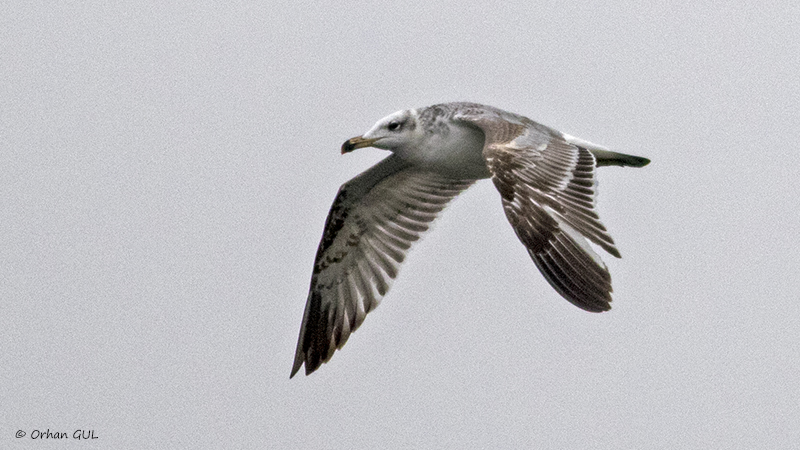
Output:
3 1 799 449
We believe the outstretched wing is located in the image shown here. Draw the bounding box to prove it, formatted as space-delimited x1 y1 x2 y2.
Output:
453 106 619 312
291 155 475 377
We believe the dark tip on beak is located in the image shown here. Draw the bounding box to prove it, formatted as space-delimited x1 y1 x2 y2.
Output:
341 136 379 154
341 139 356 154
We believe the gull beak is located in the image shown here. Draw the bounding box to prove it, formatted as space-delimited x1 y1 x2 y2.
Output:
341 136 380 154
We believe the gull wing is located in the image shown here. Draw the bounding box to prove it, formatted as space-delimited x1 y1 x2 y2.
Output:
453 106 620 312
291 154 475 377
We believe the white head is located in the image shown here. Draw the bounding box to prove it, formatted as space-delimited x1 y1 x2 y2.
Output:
341 109 421 154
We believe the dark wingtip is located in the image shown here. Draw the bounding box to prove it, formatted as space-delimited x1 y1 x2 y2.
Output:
290 349 324 378
290 347 306 379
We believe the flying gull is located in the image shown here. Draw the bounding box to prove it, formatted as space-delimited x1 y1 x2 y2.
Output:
291 102 649 377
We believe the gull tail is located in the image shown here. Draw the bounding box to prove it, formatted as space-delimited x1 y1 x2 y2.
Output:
561 133 650 168
589 149 651 168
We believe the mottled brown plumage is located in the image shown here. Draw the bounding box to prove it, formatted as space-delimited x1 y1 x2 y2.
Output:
291 102 649 377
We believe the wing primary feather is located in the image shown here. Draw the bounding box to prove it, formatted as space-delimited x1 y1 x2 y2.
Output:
290 155 477 377
551 236 611 296
552 233 611 284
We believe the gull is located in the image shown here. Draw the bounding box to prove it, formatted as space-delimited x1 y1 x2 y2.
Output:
291 102 650 377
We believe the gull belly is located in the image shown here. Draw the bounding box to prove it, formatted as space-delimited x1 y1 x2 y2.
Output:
397 122 491 179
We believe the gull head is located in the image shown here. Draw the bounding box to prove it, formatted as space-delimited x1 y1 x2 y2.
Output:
342 109 420 154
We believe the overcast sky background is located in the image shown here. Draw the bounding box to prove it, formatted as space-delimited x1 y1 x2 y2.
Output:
3 1 799 449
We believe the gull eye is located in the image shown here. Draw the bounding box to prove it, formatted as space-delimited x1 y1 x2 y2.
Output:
387 121 401 131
